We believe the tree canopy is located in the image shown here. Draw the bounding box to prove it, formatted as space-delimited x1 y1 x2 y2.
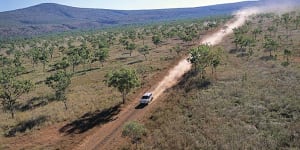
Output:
0 67 33 118
105 68 140 104
45 71 71 110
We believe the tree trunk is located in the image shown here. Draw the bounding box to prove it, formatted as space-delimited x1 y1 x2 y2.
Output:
63 100 68 110
43 63 46 72
214 69 217 80
135 142 138 150
122 92 126 104
10 106 14 119
72 64 75 72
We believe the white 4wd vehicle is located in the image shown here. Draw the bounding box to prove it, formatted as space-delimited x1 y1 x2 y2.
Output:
140 92 153 104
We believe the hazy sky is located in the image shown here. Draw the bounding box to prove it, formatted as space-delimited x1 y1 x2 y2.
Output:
0 0 255 12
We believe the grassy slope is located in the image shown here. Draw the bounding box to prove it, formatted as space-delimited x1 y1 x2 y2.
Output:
131 12 300 149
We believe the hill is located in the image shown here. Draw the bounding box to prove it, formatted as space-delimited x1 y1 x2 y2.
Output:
0 1 258 38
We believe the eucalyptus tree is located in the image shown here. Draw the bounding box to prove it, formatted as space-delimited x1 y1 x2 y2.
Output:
294 15 300 30
252 27 262 40
138 45 151 60
95 48 109 67
119 36 128 46
152 35 162 48
0 67 33 118
273 15 281 28
97 40 109 49
188 44 211 79
126 43 136 56
263 38 279 57
119 37 129 51
48 46 55 59
58 46 66 54
104 68 140 104
282 13 292 34
241 36 255 54
166 28 177 40
39 49 49 72
267 26 277 36
185 25 198 43
209 47 223 78
138 32 145 45
13 51 25 75
45 71 71 110
232 34 242 51
283 49 292 64
79 44 92 70
179 33 193 45
128 30 136 42
173 44 182 56
52 57 70 72
107 32 116 46
232 27 248 50
67 48 82 72
29 47 41 68
0 54 11 67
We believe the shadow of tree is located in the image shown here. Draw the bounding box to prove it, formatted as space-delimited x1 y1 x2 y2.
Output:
16 95 56 112
116 57 128 62
5 116 47 137
20 70 35 76
72 67 101 76
177 70 211 93
236 52 249 57
127 60 143 65
59 104 121 135
229 48 246 54
260 56 276 61
35 80 45 85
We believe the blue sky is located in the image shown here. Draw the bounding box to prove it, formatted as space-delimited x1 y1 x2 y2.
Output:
0 0 254 12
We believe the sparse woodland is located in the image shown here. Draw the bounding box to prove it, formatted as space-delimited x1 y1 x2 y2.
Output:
134 11 300 149
0 16 229 142
0 8 300 150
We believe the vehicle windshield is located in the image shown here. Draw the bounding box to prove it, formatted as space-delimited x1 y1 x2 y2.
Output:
142 96 150 99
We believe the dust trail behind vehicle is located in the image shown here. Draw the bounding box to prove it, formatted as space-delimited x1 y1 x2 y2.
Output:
151 7 259 100
77 7 261 150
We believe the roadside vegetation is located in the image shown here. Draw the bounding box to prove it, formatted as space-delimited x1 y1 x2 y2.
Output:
128 10 300 149
0 15 230 144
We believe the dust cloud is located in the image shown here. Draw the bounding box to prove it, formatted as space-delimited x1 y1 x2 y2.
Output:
257 0 300 14
151 7 259 100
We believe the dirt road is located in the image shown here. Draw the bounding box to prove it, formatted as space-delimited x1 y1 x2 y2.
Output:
75 8 259 150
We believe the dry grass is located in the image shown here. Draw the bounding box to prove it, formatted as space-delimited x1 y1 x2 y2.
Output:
134 12 300 150
0 17 227 139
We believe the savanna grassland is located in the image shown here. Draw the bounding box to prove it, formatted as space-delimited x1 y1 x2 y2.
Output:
129 10 300 149
0 15 230 149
